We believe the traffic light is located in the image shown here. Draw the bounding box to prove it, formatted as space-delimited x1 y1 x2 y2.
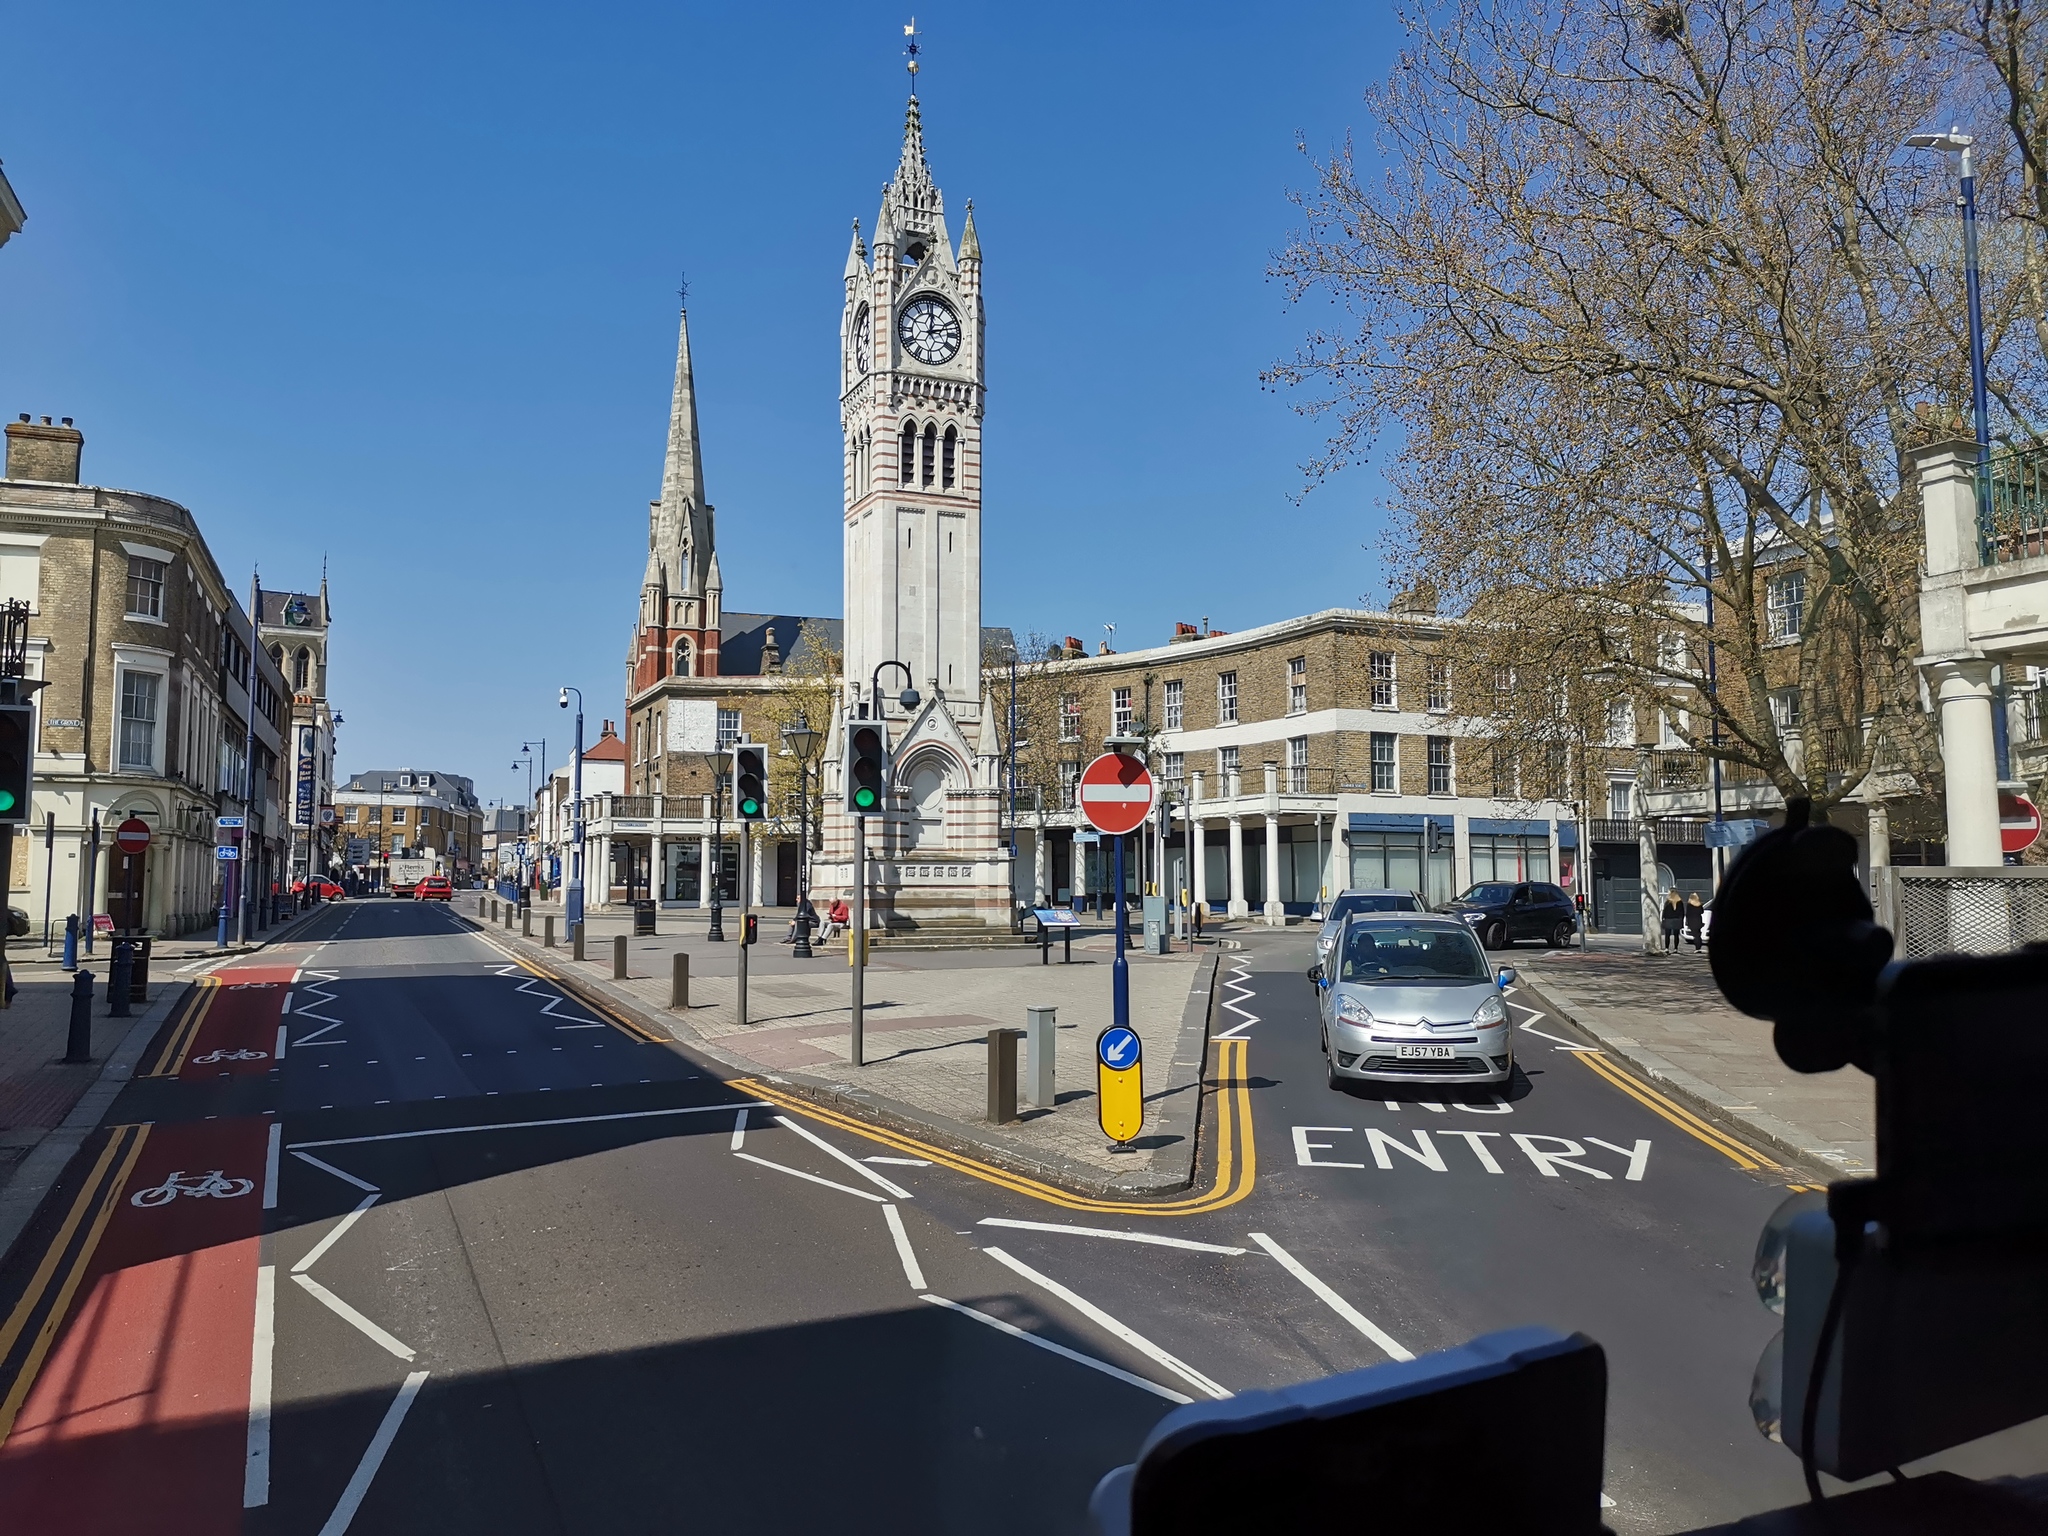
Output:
0 704 32 825
1425 818 1444 855
732 744 767 820
742 913 758 946
845 721 889 815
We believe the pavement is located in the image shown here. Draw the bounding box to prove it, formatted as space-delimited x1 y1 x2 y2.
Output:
1511 935 1875 1178
460 895 1219 1197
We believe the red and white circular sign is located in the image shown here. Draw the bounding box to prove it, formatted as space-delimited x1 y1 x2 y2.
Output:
1078 752 1156 837
115 817 152 854
2000 792 2041 855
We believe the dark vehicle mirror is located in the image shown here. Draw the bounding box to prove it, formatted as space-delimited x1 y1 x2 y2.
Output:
1306 963 1323 985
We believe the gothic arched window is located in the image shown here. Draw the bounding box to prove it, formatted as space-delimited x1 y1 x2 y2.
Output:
269 644 284 672
921 423 937 487
673 638 693 678
899 422 917 484
942 426 957 489
292 648 310 690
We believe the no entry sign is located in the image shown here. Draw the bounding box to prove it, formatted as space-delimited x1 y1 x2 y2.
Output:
1078 753 1156 837
2000 791 2041 855
115 817 152 854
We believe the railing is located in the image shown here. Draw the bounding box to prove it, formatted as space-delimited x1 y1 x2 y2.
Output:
609 796 657 819
1588 816 1707 845
1983 441 2048 564
1590 818 1637 843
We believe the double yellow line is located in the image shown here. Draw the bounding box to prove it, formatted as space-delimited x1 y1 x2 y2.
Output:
0 1123 151 1444
1572 1047 1784 1174
734 1035 1256 1217
138 979 216 1078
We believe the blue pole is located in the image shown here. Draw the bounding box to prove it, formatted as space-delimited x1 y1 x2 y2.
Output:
216 854 231 950
1959 148 2011 783
1112 833 1129 1035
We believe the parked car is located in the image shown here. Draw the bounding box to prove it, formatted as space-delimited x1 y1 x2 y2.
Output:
1439 880 1579 949
294 879 347 901
414 875 455 901
7 906 28 938
1311 913 1515 1089
1313 888 1426 970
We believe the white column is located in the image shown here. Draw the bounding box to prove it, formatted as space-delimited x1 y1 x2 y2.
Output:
1867 801 1891 870
1227 815 1248 918
1262 761 1285 925
697 792 713 908
1032 827 1049 905
1075 834 1090 906
1931 657 2001 865
1189 771 1207 916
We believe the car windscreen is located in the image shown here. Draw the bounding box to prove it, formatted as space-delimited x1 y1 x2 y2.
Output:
1457 883 1517 906
1338 924 1490 983
1328 893 1420 923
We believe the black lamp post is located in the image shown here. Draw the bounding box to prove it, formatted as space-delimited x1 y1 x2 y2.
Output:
782 714 823 958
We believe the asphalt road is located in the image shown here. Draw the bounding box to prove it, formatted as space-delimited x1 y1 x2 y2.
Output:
0 900 2032 1534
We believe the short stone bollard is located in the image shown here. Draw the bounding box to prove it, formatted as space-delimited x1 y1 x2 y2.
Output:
544 915 555 948
671 951 690 1009
1025 1006 1057 1109
522 907 532 938
65 970 95 1063
490 898 499 922
572 921 585 961
612 934 628 980
986 1027 1024 1124
107 943 133 1019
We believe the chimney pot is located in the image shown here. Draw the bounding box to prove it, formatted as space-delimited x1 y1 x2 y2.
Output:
14 414 25 424
60 417 71 427
39 416 50 425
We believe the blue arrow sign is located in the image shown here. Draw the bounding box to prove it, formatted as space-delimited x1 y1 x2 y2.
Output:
1098 1026 1140 1070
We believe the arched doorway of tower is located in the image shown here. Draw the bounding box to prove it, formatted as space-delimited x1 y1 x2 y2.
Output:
901 752 952 851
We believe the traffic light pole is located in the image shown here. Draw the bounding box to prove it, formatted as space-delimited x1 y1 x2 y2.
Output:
851 814 864 1067
737 820 750 1028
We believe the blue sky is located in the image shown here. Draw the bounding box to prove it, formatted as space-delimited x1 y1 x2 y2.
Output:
0 3 1399 809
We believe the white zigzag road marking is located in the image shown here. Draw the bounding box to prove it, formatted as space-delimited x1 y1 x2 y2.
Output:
1212 955 1260 1039
290 969 347 1044
512 975 603 1029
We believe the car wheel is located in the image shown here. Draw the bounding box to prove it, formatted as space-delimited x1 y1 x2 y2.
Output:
1483 922 1506 950
1548 920 1574 948
1326 1056 1342 1091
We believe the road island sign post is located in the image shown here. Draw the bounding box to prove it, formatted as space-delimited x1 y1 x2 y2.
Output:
1097 1024 1144 1146
1079 750 1156 1138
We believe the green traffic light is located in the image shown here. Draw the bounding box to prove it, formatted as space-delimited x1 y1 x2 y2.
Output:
853 788 876 809
740 796 761 817
0 790 16 813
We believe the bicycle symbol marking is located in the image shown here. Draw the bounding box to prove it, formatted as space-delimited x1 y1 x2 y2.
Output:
191 1048 269 1064
130 1170 256 1206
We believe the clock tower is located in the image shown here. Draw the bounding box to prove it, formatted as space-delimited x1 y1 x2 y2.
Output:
840 91 984 736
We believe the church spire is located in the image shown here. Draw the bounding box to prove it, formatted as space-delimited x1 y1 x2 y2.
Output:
660 304 706 518
844 218 867 281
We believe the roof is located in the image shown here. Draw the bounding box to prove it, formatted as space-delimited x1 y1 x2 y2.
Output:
582 723 627 762
258 588 330 630
338 769 478 806
719 612 841 675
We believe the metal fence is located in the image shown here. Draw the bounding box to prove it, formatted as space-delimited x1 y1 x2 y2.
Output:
1873 867 2048 958
1983 441 2048 564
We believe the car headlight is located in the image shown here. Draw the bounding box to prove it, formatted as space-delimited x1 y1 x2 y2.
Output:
1460 911 1485 923
1316 934 1334 954
1335 994 1372 1026
1472 993 1506 1027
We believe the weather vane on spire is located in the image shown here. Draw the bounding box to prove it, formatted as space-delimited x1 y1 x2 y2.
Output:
903 17 921 87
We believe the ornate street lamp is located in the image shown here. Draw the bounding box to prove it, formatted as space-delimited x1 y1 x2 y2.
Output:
782 714 823 958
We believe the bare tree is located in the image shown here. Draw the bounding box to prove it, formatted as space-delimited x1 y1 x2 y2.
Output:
748 620 843 845
1270 0 2048 825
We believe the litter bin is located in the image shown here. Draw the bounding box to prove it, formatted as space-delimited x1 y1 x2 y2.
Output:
633 900 657 937
129 934 153 1004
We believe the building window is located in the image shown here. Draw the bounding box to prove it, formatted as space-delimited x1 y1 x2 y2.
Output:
1059 760 1081 809
1370 731 1397 793
1770 688 1802 732
899 421 917 484
1163 680 1183 731
1767 569 1807 641
1218 745 1241 784
118 671 160 769
1609 779 1635 820
673 638 693 678
942 426 957 489
1544 743 1569 798
368 806 382 824
1059 693 1081 742
125 556 165 619
1490 742 1516 797
922 423 937 487
293 648 310 690
1287 656 1307 716
1287 735 1308 792
1370 651 1396 709
1111 687 1133 738
1164 751 1185 786
1427 735 1453 796
392 808 407 824
716 708 742 749
1217 671 1239 725
1605 698 1635 747
1425 661 1451 713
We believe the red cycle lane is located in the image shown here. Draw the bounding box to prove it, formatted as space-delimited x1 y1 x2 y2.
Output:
0 1114 272 1536
161 965 298 1082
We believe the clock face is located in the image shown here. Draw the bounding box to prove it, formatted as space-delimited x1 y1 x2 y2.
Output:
897 296 961 365
851 305 870 374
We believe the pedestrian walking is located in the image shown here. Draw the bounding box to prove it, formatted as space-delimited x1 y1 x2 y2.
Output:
1660 890 1684 952
1684 892 1706 951
1193 902 1205 940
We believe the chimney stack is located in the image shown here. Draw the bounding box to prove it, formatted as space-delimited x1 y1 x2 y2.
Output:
5 413 83 483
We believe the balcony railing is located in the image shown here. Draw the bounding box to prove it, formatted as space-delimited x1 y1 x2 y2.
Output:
1984 441 2048 565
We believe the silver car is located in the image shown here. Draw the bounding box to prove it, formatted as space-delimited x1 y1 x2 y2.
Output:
1312 913 1516 1089
1312 888 1426 971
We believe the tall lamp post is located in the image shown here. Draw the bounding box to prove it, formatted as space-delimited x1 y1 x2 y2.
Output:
559 687 585 932
1906 127 2008 782
782 715 822 958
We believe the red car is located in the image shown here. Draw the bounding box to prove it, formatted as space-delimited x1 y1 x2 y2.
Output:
414 875 455 901
293 879 347 900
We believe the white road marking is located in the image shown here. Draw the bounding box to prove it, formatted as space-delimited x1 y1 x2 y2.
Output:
1248 1232 1413 1361
288 1150 381 1192
865 1156 931 1166
289 1101 767 1149
730 1107 748 1151
291 1019 345 1047
553 1023 605 1030
775 1115 913 1199
732 1151 887 1203
981 1246 1231 1400
1438 1129 1506 1173
294 1193 381 1273
1586 1136 1653 1181
1293 1126 1364 1169
1518 1022 1599 1052
291 1272 417 1361
882 1204 927 1288
244 1264 275 1508
262 1123 282 1209
281 992 293 1015
1366 1128 1447 1172
920 1295 1192 1405
1212 955 1260 1039
274 1025 288 1061
978 1218 1247 1256
1511 1134 1612 1180
317 1370 430 1536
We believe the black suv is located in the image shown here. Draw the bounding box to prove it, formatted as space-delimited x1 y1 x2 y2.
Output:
1440 881 1578 950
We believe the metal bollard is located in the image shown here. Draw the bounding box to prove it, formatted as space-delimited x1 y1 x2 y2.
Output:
572 921 585 961
1025 1006 1057 1109
544 915 555 948
671 951 690 1009
522 907 532 938
1063 927 1074 965
65 970 94 1063
613 933 628 980
108 943 133 1018
62 913 78 972
1040 923 1050 966
987 1027 1022 1124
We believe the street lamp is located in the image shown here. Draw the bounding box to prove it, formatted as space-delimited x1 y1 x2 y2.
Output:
781 714 823 957
1906 126 2007 782
559 686 585 932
